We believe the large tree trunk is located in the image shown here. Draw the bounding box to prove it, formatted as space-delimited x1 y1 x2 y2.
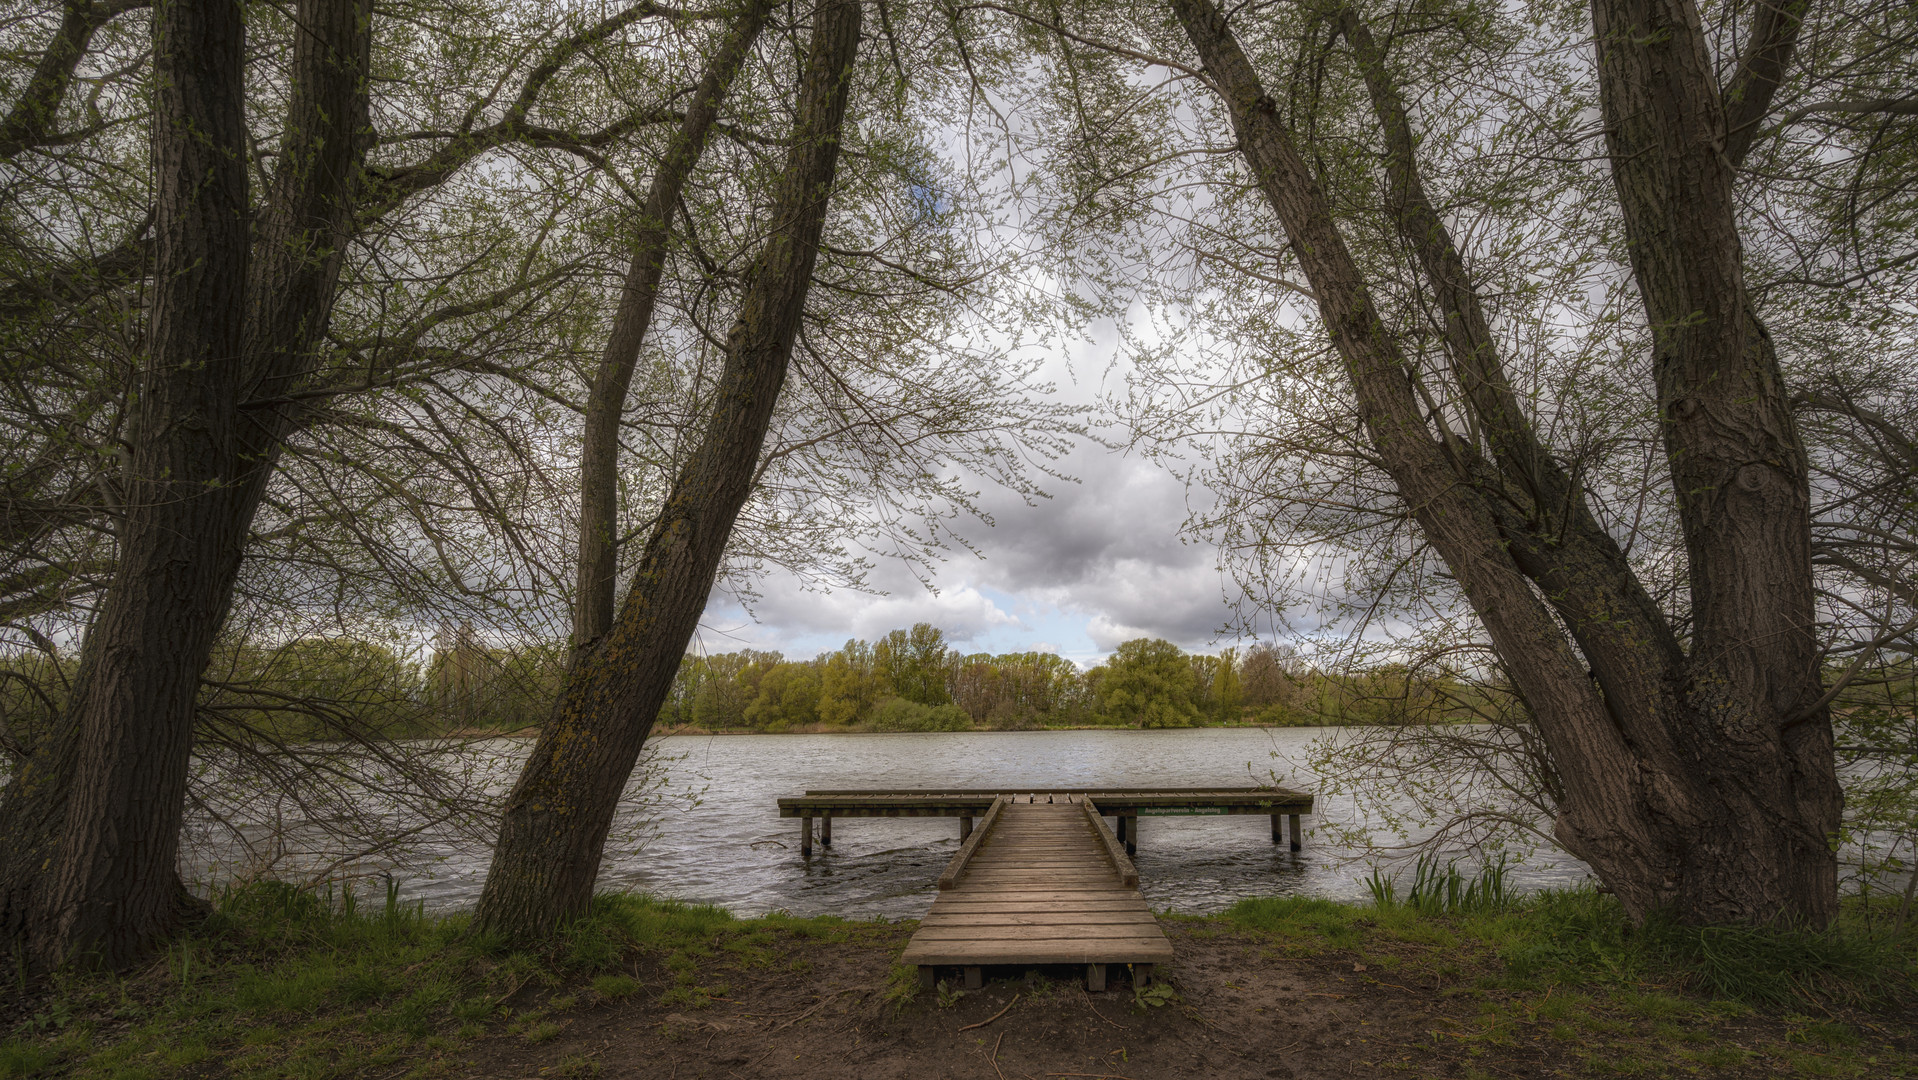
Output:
473 0 863 941
574 0 775 648
0 0 369 969
1586 0 1839 923
1172 0 1841 925
0 0 251 969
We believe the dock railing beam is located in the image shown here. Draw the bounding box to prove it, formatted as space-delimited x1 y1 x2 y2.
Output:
937 795 1007 890
1080 798 1139 887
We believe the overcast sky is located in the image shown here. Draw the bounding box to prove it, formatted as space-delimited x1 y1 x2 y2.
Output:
694 329 1263 669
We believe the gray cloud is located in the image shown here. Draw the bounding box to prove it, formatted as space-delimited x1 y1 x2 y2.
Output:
703 436 1251 661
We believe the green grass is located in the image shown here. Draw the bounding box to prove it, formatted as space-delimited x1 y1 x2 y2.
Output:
0 883 863 1080
1224 882 1918 1009
1217 895 1364 950
1219 880 1918 1075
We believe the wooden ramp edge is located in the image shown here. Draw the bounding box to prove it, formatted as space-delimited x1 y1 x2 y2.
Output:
901 795 1172 990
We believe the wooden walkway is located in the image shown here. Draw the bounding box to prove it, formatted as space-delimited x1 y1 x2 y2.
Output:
777 785 1315 856
899 795 1174 992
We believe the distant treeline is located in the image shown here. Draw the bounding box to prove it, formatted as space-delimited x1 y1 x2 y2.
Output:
648 624 1474 731
1 624 1479 745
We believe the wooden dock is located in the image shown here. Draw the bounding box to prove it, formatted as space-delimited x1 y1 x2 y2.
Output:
899 794 1173 992
776 785 1315 856
775 785 1315 990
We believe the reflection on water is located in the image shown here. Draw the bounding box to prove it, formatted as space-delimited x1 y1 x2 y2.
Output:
186 727 1597 918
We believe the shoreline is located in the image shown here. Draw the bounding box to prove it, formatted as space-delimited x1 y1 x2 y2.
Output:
448 721 1337 739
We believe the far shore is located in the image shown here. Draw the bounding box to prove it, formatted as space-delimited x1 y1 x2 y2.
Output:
445 720 1335 739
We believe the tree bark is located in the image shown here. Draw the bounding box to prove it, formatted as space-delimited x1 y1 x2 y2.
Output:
0 0 370 969
0 0 251 969
574 0 775 649
1588 0 1839 923
1173 0 1841 925
473 0 863 941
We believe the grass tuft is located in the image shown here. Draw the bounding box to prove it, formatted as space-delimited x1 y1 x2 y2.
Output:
1223 895 1363 948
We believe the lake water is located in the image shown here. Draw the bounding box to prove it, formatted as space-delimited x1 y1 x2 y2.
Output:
237 727 1591 919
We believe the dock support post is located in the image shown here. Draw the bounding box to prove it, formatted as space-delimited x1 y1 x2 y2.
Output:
1288 813 1302 852
1134 963 1153 988
963 966 983 990
919 966 935 993
800 814 813 856
821 814 832 847
1271 813 1283 844
1086 964 1107 992
1123 816 1137 857
960 815 973 841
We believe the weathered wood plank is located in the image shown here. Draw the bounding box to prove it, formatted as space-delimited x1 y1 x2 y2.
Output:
928 895 1145 908
927 900 1149 913
920 913 1160 928
900 942 1175 965
779 785 1314 820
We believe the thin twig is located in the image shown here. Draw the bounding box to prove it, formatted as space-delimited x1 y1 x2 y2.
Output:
959 992 1020 1031
1080 989 1123 1029
989 1031 1007 1080
767 987 862 1033
491 974 531 1005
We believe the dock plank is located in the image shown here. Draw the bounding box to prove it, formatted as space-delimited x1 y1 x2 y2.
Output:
900 799 1175 976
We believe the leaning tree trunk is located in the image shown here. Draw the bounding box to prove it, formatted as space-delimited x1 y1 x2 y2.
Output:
0 0 370 969
573 0 775 649
0 0 251 970
1171 0 1841 925
473 0 863 941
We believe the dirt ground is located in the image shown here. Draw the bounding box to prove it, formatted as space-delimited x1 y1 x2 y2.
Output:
453 922 1918 1080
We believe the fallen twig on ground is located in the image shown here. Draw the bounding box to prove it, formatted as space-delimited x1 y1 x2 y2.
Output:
1080 989 1123 1029
768 987 863 1033
960 992 1021 1032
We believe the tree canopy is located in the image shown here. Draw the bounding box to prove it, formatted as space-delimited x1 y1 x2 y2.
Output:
0 0 1912 958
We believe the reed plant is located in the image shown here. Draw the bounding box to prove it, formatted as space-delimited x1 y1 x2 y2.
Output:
1364 853 1516 915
